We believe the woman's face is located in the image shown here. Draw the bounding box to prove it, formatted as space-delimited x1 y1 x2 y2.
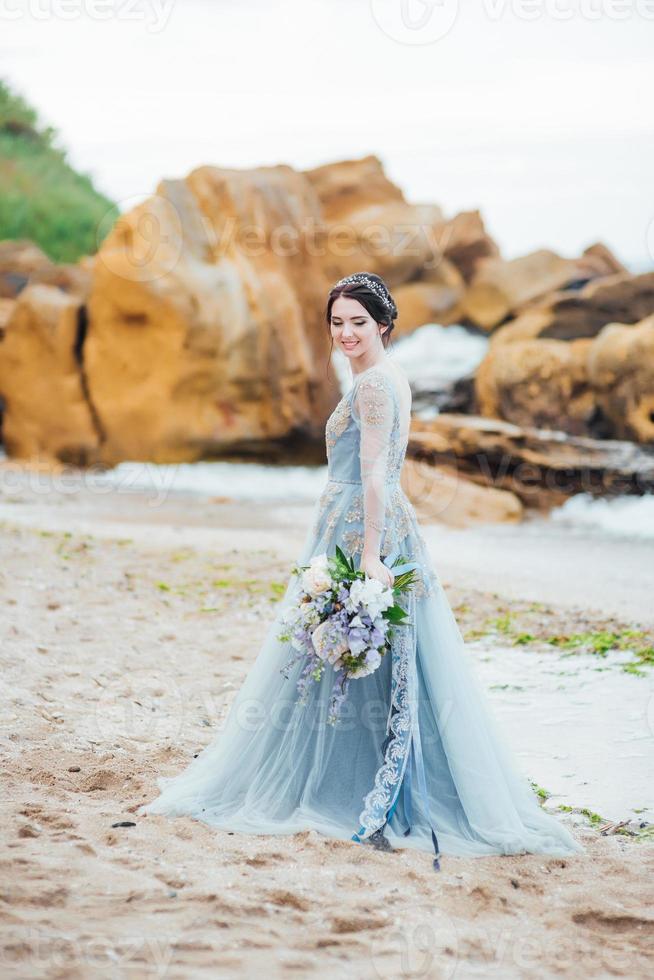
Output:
329 296 387 364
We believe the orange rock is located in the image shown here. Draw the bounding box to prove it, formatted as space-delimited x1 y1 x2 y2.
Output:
475 337 595 436
579 242 628 278
304 155 446 286
588 314 654 444
0 284 100 464
409 413 654 506
401 457 523 527
0 239 56 298
86 169 338 464
435 209 499 283
489 271 654 343
393 259 465 336
463 249 592 331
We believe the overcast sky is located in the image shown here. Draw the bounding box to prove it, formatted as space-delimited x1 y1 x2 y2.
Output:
3 0 654 269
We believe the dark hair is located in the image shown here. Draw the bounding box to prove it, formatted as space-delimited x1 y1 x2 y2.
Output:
325 271 398 350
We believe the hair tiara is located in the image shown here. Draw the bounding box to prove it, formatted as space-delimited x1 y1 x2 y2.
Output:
333 274 395 314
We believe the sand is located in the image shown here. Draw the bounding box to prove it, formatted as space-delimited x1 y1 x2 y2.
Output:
1 470 653 979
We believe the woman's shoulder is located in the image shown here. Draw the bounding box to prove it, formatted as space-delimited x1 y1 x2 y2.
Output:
351 366 394 408
350 363 406 426
352 361 407 393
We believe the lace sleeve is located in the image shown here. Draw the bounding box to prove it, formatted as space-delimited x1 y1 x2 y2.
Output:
352 373 395 558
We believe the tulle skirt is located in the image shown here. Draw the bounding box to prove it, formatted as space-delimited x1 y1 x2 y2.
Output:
139 481 582 859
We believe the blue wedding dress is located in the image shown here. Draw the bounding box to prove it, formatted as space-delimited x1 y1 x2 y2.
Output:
140 364 582 862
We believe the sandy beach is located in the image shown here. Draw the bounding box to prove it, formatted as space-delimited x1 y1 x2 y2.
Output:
1 467 653 979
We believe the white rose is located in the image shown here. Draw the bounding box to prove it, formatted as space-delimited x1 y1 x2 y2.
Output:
302 554 332 597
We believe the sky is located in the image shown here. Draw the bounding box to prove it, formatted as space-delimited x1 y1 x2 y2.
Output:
2 0 654 269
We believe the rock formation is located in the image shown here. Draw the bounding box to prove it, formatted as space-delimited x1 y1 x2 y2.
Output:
0 153 652 480
84 168 338 465
462 248 597 332
475 308 654 444
486 271 654 344
408 415 654 508
0 155 502 467
475 337 595 436
588 314 654 444
401 456 523 526
0 284 100 464
393 259 466 337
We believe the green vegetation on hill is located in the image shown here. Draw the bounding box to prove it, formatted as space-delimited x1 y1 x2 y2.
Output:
0 78 118 263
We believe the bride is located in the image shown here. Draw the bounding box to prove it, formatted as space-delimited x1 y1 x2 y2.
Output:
140 271 582 867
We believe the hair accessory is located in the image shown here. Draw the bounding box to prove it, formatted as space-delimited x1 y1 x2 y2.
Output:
334 273 395 314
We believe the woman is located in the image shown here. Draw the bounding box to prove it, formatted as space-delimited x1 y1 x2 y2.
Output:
140 271 582 867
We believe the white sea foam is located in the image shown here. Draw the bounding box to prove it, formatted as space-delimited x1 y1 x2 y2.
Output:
551 493 654 539
392 323 489 386
95 460 328 503
332 323 489 394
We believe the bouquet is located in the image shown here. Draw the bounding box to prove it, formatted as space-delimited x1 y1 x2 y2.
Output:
278 546 418 723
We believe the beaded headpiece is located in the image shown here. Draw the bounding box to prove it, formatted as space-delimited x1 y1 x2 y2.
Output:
333 273 395 313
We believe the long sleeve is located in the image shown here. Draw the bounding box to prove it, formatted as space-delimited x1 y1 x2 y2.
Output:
353 373 395 558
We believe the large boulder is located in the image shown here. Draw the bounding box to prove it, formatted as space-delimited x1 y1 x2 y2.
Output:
0 298 15 338
462 249 596 331
475 337 595 436
588 315 654 444
0 239 93 301
304 155 446 286
577 242 628 278
85 168 339 464
435 209 499 283
0 239 56 298
392 258 466 335
474 282 654 443
0 156 564 466
489 271 654 344
0 284 100 464
303 158 501 293
401 457 523 526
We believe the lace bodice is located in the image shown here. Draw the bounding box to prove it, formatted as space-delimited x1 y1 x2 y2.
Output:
325 367 408 484
322 366 411 556
318 363 438 598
